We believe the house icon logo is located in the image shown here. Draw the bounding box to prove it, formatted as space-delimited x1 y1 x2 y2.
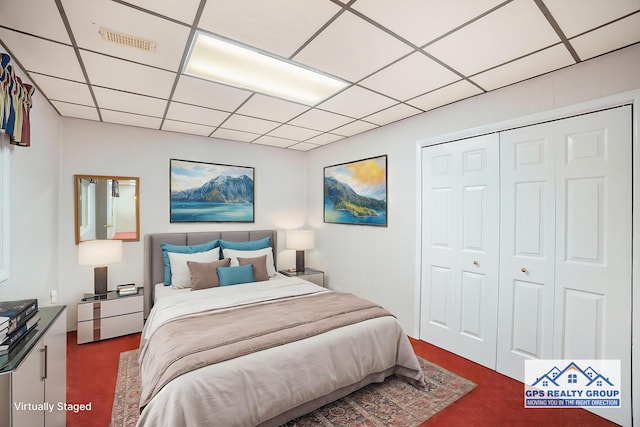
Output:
524 359 621 408
532 361 614 388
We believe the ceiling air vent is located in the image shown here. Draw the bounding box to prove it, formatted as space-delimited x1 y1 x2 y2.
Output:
99 26 156 52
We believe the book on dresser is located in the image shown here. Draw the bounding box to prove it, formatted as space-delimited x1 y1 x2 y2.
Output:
0 312 40 354
0 298 38 336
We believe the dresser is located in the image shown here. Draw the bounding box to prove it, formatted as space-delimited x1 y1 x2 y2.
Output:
0 306 67 427
77 289 143 344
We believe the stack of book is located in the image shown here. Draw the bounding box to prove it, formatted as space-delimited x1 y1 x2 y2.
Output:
0 298 39 355
117 284 137 296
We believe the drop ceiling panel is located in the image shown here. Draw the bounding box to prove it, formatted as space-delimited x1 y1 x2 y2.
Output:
252 135 293 148
332 120 378 137
0 30 85 81
352 0 506 46
267 124 321 141
318 85 397 118
359 52 460 101
293 11 413 82
93 87 167 117
306 133 344 146
0 0 70 43
222 114 280 134
472 44 575 91
544 0 640 38
211 128 259 143
162 119 215 136
51 101 99 121
408 80 483 111
62 0 190 71
81 51 175 98
198 0 340 58
166 102 230 127
571 14 640 60
424 0 562 76
289 108 353 132
289 142 317 151
30 74 94 106
364 103 422 126
124 0 201 25
172 75 251 111
235 94 309 122
101 110 162 129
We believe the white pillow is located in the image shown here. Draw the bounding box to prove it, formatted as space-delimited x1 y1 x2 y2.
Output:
222 247 276 277
168 248 219 288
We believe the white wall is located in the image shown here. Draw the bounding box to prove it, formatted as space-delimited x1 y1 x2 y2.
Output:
306 44 640 335
0 58 62 307
58 119 308 329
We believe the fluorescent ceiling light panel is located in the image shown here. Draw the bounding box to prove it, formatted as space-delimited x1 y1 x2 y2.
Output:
184 32 348 106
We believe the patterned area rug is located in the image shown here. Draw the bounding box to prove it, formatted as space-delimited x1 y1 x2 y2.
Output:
111 349 476 427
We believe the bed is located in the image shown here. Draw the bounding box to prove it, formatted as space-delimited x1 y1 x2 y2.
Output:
139 230 425 427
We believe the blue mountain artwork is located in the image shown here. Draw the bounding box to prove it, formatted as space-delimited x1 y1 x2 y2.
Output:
170 175 254 222
324 176 386 224
171 175 253 203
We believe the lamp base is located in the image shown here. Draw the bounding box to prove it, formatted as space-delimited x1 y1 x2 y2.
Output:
94 266 108 295
295 250 305 273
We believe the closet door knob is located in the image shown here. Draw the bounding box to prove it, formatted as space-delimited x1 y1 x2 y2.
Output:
473 261 479 266
521 267 527 273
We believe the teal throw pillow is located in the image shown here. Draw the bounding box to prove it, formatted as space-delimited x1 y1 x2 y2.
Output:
219 237 271 251
217 264 255 287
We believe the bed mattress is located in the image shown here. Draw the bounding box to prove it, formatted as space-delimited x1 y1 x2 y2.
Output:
139 277 424 427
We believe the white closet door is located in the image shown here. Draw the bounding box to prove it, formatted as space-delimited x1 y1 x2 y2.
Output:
553 107 631 426
420 134 500 368
497 106 631 426
497 124 557 380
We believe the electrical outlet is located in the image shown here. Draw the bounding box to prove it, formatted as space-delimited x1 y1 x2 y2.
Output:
50 290 57 304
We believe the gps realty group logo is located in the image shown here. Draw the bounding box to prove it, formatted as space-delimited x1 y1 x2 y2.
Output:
524 360 621 408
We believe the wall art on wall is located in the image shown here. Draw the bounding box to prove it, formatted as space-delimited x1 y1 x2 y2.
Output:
324 155 387 226
170 159 255 223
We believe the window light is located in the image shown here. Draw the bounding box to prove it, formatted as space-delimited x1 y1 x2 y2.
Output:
184 32 348 106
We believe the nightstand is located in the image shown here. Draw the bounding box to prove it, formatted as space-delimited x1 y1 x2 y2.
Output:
278 268 325 287
77 288 144 344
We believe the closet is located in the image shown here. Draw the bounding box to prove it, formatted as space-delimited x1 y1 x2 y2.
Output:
420 133 500 369
420 106 631 426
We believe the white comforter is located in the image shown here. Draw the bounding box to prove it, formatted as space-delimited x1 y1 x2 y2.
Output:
137 277 424 427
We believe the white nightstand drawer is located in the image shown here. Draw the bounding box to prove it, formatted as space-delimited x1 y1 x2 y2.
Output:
101 295 143 317
77 312 143 344
100 312 143 340
76 320 95 344
77 302 98 322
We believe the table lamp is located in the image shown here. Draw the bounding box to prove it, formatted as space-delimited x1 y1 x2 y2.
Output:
78 239 123 295
286 230 314 272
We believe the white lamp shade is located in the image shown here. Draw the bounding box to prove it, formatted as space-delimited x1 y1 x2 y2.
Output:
78 239 123 266
286 230 314 250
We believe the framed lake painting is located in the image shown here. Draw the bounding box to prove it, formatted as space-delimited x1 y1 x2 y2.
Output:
324 155 387 226
170 159 255 222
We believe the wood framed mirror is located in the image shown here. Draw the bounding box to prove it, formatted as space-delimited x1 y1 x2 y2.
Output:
74 175 140 244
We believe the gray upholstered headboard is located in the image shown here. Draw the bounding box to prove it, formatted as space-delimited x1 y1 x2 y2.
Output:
144 230 277 317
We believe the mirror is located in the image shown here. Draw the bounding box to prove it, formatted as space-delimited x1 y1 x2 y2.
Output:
74 175 140 244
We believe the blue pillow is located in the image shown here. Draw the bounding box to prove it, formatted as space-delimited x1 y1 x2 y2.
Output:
217 264 255 287
160 240 219 286
219 237 271 251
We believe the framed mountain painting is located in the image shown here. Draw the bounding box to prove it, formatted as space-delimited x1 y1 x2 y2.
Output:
324 155 387 226
170 159 255 222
